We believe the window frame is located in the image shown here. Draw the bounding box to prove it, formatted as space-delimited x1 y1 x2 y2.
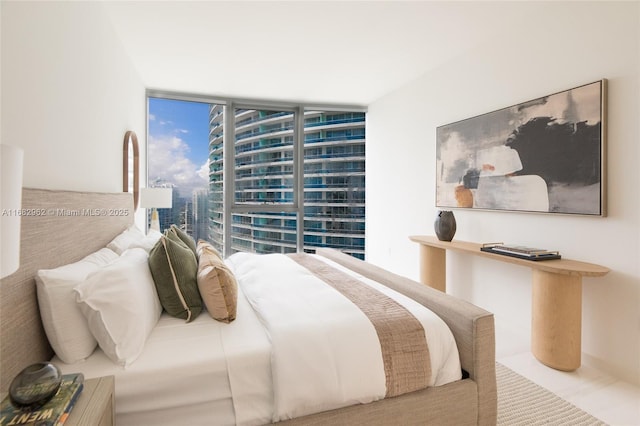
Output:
146 89 366 258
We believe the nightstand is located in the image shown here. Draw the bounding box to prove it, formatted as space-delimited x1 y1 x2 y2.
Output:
0 375 114 426
66 375 115 426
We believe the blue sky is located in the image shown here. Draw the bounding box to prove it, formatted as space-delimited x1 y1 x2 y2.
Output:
148 97 211 196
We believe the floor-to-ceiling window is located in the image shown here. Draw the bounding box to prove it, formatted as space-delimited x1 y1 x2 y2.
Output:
228 106 299 255
147 97 210 240
147 93 366 259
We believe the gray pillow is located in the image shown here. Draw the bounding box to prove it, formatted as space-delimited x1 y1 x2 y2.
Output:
148 233 201 322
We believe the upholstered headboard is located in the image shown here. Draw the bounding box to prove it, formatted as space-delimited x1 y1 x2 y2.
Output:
0 188 134 391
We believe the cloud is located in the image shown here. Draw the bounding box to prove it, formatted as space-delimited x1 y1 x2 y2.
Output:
149 114 156 121
148 135 207 197
197 160 210 181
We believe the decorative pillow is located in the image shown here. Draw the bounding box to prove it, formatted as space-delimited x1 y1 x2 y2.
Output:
74 248 162 367
168 224 197 256
36 248 119 364
196 239 222 259
148 233 201 322
196 240 238 323
106 225 161 254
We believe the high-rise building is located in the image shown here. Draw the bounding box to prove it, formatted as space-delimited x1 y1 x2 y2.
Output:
192 188 210 243
178 199 193 235
208 106 365 259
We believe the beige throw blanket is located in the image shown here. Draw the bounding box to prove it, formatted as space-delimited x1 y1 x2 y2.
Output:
289 253 431 397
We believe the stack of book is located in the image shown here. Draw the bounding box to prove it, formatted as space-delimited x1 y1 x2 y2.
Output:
480 243 561 261
0 373 83 426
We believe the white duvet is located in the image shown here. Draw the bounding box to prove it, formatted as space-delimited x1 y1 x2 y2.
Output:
226 253 462 423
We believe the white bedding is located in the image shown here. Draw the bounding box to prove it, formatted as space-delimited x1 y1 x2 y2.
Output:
54 253 461 426
228 253 462 422
55 282 273 426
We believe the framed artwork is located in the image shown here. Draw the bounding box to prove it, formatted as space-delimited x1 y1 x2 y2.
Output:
436 80 607 216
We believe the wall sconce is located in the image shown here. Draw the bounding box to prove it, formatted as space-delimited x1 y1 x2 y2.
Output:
139 188 173 233
1 144 24 278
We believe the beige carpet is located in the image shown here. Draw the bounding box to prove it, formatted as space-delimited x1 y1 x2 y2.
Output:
497 362 607 425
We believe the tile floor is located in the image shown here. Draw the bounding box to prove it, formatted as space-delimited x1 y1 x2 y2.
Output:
495 321 640 426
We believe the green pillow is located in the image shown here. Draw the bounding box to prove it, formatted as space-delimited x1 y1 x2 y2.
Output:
148 234 202 322
169 224 197 257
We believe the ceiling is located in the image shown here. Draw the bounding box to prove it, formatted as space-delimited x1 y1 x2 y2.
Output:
103 1 534 106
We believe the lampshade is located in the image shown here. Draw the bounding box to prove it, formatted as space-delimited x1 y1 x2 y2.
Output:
139 188 173 209
140 188 172 233
1 144 24 278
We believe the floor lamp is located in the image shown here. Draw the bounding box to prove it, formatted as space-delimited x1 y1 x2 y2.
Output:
140 188 173 233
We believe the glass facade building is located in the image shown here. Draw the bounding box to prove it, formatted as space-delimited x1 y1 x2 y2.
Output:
209 106 365 259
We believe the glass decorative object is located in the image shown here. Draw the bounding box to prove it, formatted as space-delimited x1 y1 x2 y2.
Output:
9 362 62 410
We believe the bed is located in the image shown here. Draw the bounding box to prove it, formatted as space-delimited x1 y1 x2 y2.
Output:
0 188 497 425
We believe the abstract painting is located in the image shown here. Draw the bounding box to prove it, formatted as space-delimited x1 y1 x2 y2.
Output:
436 80 606 216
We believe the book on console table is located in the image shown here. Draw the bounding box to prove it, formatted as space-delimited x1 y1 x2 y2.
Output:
0 373 84 426
480 243 561 261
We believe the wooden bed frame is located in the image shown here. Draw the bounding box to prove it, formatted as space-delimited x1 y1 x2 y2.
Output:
0 188 497 425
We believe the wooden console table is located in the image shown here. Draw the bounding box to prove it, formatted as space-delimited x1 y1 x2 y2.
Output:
409 235 610 371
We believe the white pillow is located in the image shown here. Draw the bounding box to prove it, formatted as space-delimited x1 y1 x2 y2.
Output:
106 225 161 254
36 248 119 364
132 229 163 252
74 248 162 367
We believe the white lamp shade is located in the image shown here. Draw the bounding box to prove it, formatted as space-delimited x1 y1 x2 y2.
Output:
1 144 24 278
139 188 173 208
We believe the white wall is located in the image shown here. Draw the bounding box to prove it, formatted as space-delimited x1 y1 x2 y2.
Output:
1 1 145 198
367 2 640 385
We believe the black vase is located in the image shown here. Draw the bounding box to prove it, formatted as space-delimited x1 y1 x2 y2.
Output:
434 210 456 241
